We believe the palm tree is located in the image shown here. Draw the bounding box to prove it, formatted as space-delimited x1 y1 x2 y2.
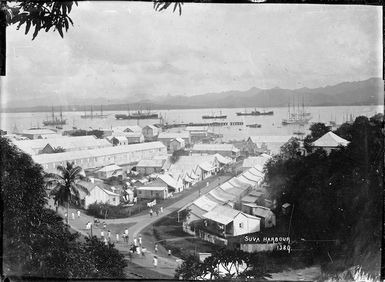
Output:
45 161 89 224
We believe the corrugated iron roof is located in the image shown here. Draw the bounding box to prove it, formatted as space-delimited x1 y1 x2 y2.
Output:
313 132 349 147
203 205 241 225
32 142 166 164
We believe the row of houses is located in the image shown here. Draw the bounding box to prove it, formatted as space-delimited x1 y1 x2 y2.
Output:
12 135 113 155
178 154 275 252
32 141 167 173
135 153 233 200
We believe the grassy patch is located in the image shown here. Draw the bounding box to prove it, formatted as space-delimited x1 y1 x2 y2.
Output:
142 211 218 259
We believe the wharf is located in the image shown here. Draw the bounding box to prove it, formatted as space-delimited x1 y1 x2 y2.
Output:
159 121 243 129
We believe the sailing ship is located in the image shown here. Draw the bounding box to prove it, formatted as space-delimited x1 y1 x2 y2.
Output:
202 111 227 119
81 105 108 119
115 106 159 120
43 106 66 126
282 97 312 125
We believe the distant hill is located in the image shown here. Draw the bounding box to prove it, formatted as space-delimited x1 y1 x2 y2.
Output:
2 77 383 113
158 77 383 108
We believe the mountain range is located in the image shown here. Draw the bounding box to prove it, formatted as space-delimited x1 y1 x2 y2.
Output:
3 77 383 113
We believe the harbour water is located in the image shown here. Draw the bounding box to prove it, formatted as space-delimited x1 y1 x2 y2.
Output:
1 105 383 142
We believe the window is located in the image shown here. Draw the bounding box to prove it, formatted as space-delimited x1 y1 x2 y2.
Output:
239 223 243 228
138 191 142 194
112 197 116 202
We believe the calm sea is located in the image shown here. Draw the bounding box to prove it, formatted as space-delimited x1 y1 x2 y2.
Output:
1 105 383 142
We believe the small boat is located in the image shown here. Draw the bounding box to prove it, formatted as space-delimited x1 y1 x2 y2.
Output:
246 123 262 128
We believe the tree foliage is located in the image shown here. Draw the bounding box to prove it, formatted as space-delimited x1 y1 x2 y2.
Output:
265 115 384 270
153 1 184 15
4 1 77 40
45 161 89 223
174 247 271 280
3 1 185 41
303 122 330 152
1 137 127 278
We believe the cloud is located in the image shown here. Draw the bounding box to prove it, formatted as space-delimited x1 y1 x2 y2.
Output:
3 3 382 108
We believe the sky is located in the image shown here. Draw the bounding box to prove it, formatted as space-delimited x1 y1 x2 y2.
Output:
2 2 383 108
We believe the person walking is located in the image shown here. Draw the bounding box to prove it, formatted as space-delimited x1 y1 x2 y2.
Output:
154 243 158 253
116 233 119 242
71 212 75 220
107 230 111 240
149 209 153 217
86 221 90 230
104 237 108 246
103 221 106 229
100 230 105 240
124 228 129 243
156 209 159 216
153 256 158 268
77 210 80 218
133 237 137 247
160 206 163 213
168 249 171 256
138 235 142 246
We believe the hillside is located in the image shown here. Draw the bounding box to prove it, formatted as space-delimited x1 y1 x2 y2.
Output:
2 77 383 113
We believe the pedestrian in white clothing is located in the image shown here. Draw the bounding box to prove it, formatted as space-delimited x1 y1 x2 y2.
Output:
116 233 119 242
71 212 75 220
77 210 80 218
138 235 142 246
160 206 163 213
101 230 105 240
153 256 158 268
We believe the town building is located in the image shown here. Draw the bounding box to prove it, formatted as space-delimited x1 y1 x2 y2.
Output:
136 186 169 200
32 141 167 173
157 131 190 149
240 204 276 228
96 164 124 180
12 135 112 155
169 138 186 152
312 131 349 154
178 163 275 248
77 180 120 209
136 158 166 175
142 125 160 141
112 125 142 133
149 173 183 193
185 126 210 143
20 129 58 140
246 135 293 155
242 154 272 170
111 136 129 146
191 144 240 159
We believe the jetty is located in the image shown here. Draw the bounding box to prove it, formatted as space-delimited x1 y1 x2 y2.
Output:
159 121 243 130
